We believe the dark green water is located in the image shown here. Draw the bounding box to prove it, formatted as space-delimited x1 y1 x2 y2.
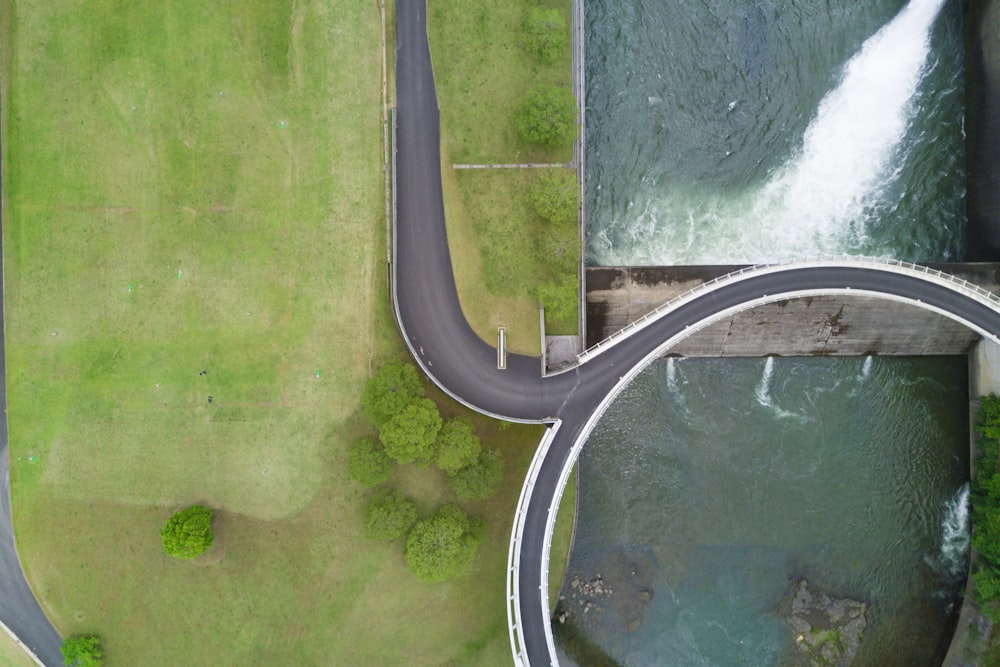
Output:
557 358 969 665
585 0 965 265
566 0 972 663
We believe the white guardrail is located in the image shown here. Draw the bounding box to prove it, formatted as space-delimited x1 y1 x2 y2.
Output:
509 256 1000 666
577 256 1000 365
507 421 562 667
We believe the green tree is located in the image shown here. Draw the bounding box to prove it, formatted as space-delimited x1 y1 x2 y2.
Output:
515 86 576 148
161 504 214 559
449 448 504 502
362 360 424 427
538 274 579 330
348 436 393 487
435 418 482 475
379 397 443 464
365 488 419 540
976 567 1000 622
405 504 485 581
61 634 103 667
529 169 578 227
523 7 568 63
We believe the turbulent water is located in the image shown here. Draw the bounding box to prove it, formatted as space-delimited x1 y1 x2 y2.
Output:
585 0 966 265
562 0 972 664
556 358 969 665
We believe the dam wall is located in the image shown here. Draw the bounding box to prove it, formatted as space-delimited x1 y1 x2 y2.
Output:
586 263 1000 356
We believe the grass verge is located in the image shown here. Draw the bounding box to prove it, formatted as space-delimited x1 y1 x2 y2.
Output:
429 0 579 348
1 0 556 664
0 631 37 667
548 465 578 608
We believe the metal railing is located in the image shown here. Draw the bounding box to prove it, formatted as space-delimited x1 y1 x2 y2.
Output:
577 256 1000 365
507 421 563 667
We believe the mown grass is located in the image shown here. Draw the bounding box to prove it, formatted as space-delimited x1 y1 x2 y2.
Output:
549 466 577 608
0 631 37 667
1 1 567 664
429 0 579 346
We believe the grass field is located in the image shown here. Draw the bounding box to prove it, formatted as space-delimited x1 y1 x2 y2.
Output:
1 1 570 664
428 0 580 349
0 630 37 667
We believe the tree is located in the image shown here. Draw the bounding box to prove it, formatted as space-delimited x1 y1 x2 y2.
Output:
405 504 485 581
538 274 579 331
348 436 393 487
378 397 443 464
449 448 504 502
61 634 103 667
435 418 482 475
365 488 419 540
362 360 424 427
161 504 214 559
529 169 578 227
515 86 576 148
524 7 568 63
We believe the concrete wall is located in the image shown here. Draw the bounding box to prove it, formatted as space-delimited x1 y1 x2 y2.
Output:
586 264 1000 356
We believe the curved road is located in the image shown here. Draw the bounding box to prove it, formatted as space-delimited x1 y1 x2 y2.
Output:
395 2 1000 665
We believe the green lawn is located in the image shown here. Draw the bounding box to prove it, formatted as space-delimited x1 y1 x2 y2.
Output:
428 0 580 348
0 1 564 664
0 630 38 667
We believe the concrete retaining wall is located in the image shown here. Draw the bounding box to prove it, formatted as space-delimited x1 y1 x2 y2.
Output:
966 0 1000 260
586 264 1000 355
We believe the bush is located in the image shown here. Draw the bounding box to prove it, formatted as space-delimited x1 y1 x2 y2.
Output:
538 274 579 331
348 436 393 487
61 634 103 667
365 488 418 540
362 360 424 427
515 86 576 148
973 394 1000 615
378 397 443 464
523 7 568 63
405 504 485 581
449 448 504 502
529 169 578 227
161 505 214 559
435 418 482 475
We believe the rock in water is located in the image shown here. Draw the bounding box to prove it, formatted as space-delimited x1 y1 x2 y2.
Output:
785 580 867 667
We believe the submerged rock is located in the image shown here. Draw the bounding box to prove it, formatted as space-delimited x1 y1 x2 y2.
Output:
785 580 867 667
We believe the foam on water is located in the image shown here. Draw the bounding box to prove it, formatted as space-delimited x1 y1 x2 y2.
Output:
589 0 954 265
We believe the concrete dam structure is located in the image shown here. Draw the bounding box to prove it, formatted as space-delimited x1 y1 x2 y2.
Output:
586 263 1000 356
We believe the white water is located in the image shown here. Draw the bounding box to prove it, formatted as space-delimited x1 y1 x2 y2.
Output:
593 0 950 265
752 0 949 254
754 357 804 421
938 482 970 580
860 355 874 381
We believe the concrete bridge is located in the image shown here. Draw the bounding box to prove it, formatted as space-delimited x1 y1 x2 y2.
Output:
393 2 1000 665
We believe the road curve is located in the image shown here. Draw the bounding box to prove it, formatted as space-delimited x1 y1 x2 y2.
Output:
392 3 1000 665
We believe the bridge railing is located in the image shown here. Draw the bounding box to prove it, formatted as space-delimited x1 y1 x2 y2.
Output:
507 421 563 667
577 256 1000 365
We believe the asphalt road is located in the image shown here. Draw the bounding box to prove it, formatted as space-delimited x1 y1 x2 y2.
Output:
394 2 1000 664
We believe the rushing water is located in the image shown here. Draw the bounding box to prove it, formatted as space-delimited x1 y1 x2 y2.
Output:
556 358 969 665
585 0 966 265
563 0 972 663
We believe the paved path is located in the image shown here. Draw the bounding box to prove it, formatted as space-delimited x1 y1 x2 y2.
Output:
395 2 1000 665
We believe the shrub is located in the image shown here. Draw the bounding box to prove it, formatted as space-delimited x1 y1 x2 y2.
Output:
362 360 424 427
61 634 103 667
524 7 568 63
379 397 443 464
435 418 482 475
529 169 578 227
348 436 393 487
161 505 214 559
515 86 576 148
538 274 578 331
365 488 419 540
449 448 504 502
405 504 485 581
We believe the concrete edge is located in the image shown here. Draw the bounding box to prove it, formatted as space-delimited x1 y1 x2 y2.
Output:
0 622 44 667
